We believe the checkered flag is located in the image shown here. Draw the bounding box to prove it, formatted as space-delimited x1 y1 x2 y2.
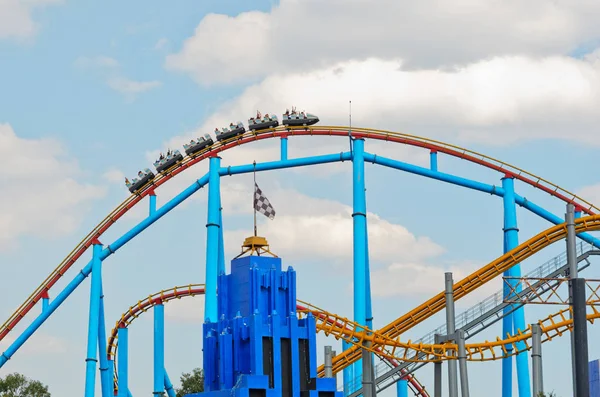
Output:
254 183 276 220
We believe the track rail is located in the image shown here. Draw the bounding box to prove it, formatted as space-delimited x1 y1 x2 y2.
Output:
2 126 597 344
106 285 429 396
322 214 600 375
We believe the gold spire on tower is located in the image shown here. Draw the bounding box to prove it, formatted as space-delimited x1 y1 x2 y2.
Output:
235 236 278 258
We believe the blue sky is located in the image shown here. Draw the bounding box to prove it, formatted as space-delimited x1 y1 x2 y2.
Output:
2 1 600 397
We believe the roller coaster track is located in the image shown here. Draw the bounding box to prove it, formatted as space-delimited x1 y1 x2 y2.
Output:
105 285 428 396
109 282 600 367
321 214 600 376
347 245 599 396
2 125 598 344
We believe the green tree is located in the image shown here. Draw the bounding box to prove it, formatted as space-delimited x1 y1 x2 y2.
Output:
0 373 50 397
176 368 204 397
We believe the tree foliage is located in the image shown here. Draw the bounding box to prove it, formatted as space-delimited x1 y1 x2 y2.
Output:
176 368 204 397
0 373 50 397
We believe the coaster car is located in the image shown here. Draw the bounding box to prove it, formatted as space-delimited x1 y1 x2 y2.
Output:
282 111 319 127
154 150 184 173
126 168 155 193
248 114 279 131
184 134 214 156
216 122 246 142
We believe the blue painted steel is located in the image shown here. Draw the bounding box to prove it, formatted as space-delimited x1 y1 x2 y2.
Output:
514 196 600 248
281 137 288 160
218 197 225 276
364 152 504 195
108 174 210 254
98 290 111 397
364 152 600 249
0 175 211 368
352 139 367 389
343 340 354 396
365 223 373 331
84 243 103 397
396 379 408 397
149 194 157 216
154 303 165 396
502 177 531 397
118 326 129 397
219 152 352 176
430 151 438 172
194 253 341 397
164 369 176 397
575 210 582 219
591 360 600 397
205 157 222 323
42 298 49 313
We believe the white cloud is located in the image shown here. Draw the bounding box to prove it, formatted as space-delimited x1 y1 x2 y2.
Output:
370 260 498 300
0 332 67 355
74 56 119 69
166 0 600 84
223 188 443 265
578 183 600 208
108 77 162 97
0 0 61 40
103 168 125 183
0 123 105 250
165 295 204 323
154 38 169 51
166 56 600 146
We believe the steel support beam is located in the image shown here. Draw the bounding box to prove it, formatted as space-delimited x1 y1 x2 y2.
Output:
154 303 165 396
117 326 128 397
396 379 408 397
572 278 590 397
325 346 333 378
281 136 288 160
98 289 111 397
457 330 470 397
84 242 103 397
445 273 458 397
205 157 221 322
531 323 543 396
502 176 530 397
434 333 442 397
353 138 368 395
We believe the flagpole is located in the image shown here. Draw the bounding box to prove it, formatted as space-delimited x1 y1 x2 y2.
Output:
253 161 257 237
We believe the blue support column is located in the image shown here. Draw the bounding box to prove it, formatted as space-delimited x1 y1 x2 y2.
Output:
98 289 111 397
502 176 531 397
154 302 165 396
343 340 353 395
281 136 288 160
218 196 225 276
118 326 129 397
396 379 408 397
84 242 103 397
352 138 367 391
164 369 176 397
149 191 157 216
205 156 221 322
430 150 438 171
41 292 49 313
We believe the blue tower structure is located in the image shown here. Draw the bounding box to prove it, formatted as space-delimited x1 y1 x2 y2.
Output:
188 236 342 397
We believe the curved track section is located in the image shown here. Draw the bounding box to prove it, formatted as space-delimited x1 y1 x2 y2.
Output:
106 285 429 396
2 126 597 343
323 214 600 375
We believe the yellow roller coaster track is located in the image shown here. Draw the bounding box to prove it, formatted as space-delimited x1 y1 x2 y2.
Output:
105 281 600 391
2 126 598 344
320 214 600 375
